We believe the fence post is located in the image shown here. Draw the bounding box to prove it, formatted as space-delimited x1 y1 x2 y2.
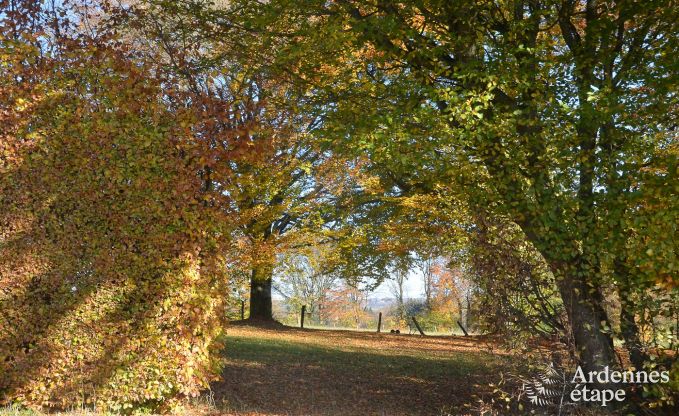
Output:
457 320 469 336
240 300 245 320
412 317 425 336
377 312 382 333
300 305 306 328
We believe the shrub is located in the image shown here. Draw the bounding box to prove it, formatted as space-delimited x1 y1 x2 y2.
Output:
0 28 234 412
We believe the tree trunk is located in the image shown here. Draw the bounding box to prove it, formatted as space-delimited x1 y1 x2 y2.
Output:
464 292 473 330
613 261 648 371
620 304 646 370
618 288 647 372
555 262 617 381
249 265 273 320
519 218 619 387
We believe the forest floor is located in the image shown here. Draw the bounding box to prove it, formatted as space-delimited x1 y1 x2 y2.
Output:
0 325 624 415
3 324 667 415
202 324 521 416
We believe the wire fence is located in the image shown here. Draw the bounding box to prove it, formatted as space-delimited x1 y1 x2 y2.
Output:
226 300 471 336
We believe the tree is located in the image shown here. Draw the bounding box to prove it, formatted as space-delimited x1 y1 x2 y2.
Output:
274 247 338 323
387 260 409 324
417 257 434 310
430 262 475 331
229 0 678 383
119 0 344 321
325 282 374 329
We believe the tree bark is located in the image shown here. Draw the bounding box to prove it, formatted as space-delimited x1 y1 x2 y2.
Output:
612 261 648 371
555 260 617 381
465 294 472 330
249 265 273 320
620 304 646 370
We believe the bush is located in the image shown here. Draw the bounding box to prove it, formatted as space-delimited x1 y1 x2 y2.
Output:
0 33 233 412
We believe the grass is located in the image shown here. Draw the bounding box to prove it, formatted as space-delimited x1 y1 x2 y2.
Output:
1 325 520 416
209 325 517 415
4 325 668 415
0 406 103 416
0 406 37 416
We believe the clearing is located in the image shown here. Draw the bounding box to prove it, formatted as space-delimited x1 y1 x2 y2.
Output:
208 324 518 415
0 325 521 416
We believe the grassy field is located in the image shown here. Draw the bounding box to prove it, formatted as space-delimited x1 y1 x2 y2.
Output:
1 325 521 415
209 324 517 415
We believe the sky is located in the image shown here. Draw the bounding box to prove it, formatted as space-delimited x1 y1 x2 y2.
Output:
370 269 425 300
272 268 426 301
368 270 424 299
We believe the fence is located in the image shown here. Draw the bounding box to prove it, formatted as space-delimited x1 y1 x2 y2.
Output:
226 300 471 336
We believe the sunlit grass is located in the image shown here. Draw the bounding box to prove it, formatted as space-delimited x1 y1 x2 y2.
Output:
0 406 107 416
211 325 516 415
1 326 515 415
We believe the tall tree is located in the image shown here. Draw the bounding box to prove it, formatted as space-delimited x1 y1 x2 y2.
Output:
387 260 409 324
120 0 343 320
416 256 435 310
229 0 678 381
274 247 339 323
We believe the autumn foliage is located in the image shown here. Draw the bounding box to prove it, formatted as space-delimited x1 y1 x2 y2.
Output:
0 4 242 411
1 0 677 413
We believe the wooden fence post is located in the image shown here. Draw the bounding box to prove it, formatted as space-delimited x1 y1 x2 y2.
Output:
300 305 306 328
412 317 425 336
240 300 245 320
377 312 382 333
457 320 469 336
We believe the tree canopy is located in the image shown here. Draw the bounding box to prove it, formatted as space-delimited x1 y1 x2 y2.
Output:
1 0 677 412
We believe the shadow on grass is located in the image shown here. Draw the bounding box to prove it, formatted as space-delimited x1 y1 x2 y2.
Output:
211 333 513 416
